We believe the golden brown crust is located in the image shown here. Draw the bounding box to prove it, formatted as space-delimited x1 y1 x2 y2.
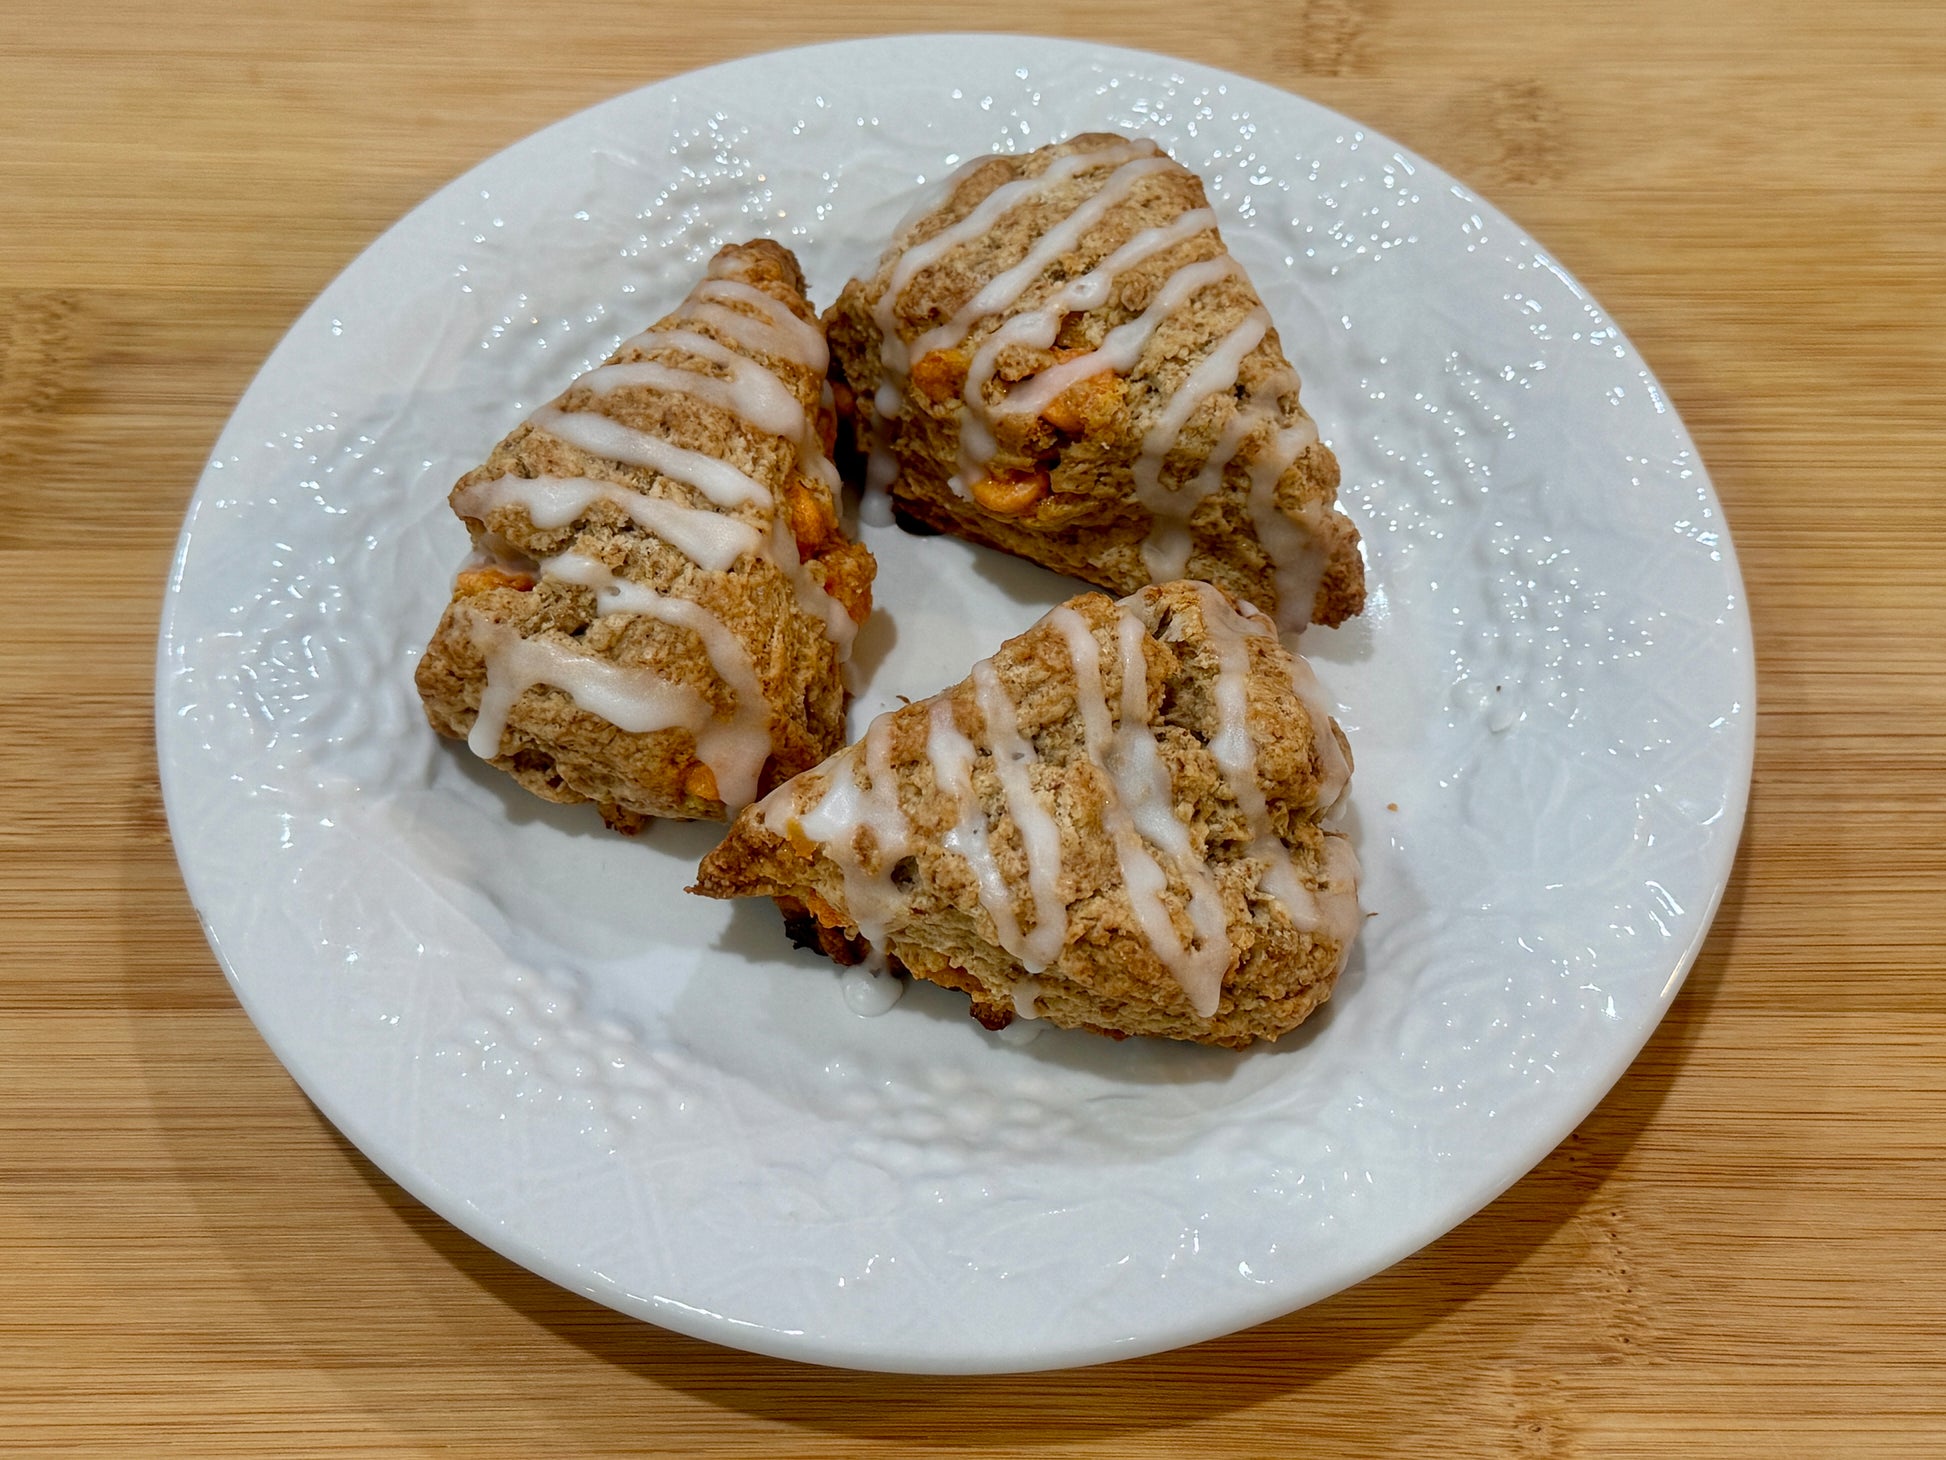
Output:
692 582 1360 1047
825 134 1365 630
414 240 875 830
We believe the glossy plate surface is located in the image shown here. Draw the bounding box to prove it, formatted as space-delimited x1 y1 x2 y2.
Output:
156 35 1753 1373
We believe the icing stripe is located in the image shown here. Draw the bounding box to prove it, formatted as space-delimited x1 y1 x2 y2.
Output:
995 256 1242 425
874 140 1163 386
580 342 806 440
907 154 1179 367
453 473 762 573
863 136 1345 627
451 249 862 812
1049 605 1232 1016
956 208 1220 471
777 711 910 946
928 697 1031 961
462 607 710 761
755 586 1360 1019
969 657 1070 971
542 551 772 809
527 404 772 510
686 279 828 372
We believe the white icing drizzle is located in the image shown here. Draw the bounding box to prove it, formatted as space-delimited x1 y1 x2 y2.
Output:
841 948 904 1016
770 710 912 946
1133 328 1328 630
1130 309 1268 572
685 277 829 372
1048 605 1232 1017
540 551 772 808
532 416 856 660
860 416 900 527
1188 585 1325 932
579 329 807 440
1055 207 1218 314
1245 426 1329 634
869 140 1344 627
527 405 771 510
453 255 863 807
746 584 1357 1016
768 515 858 660
452 473 762 573
1175 581 1358 948
1144 406 1255 583
926 697 1030 961
1106 612 1189 858
802 446 843 493
886 153 994 251
872 139 1163 393
1127 326 1329 630
905 154 1177 371
457 541 538 578
856 384 905 522
987 255 1240 431
955 207 1219 472
461 606 710 763
1279 629 1352 814
995 1015 1044 1045
968 658 1071 971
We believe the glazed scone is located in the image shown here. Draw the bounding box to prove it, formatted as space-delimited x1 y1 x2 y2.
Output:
825 133 1365 632
692 581 1361 1048
415 240 875 832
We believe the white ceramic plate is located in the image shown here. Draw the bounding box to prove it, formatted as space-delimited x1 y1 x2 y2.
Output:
156 35 1753 1373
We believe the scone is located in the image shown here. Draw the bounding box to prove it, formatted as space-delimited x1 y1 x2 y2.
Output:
415 240 875 832
692 580 1361 1048
825 133 1365 633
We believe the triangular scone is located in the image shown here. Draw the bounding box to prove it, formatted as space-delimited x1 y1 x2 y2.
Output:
824 133 1365 634
415 240 875 832
692 581 1362 1048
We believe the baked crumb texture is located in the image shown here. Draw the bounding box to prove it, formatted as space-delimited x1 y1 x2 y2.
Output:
414 240 877 832
692 581 1362 1048
826 132 1365 632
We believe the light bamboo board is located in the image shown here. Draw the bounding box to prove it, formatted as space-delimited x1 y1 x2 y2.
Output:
3 2 1943 1453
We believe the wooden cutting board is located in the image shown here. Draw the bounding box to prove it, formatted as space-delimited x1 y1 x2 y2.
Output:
4 2 1943 1454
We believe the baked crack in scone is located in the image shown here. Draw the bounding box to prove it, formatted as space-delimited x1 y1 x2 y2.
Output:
415 240 875 832
825 133 1365 632
692 581 1361 1047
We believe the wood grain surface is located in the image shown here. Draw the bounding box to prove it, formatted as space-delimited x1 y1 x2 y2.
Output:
4 1 1943 1454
